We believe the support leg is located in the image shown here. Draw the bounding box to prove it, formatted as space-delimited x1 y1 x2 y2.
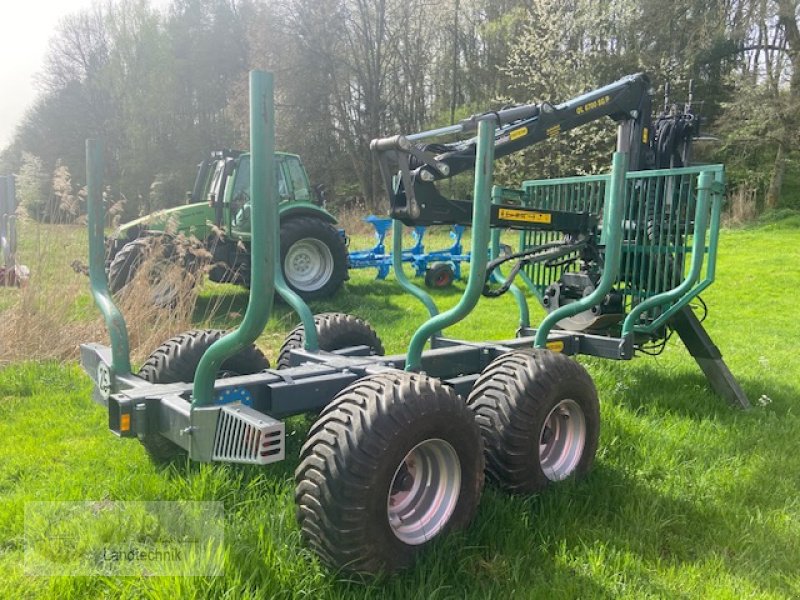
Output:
670 306 750 409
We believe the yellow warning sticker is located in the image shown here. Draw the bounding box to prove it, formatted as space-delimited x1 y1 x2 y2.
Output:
546 124 561 137
509 127 528 141
498 208 552 224
642 127 649 144
546 340 564 352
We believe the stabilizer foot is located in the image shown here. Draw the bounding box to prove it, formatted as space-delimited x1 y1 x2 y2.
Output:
670 306 750 409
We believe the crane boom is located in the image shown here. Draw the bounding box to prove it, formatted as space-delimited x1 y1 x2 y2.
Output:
371 73 656 227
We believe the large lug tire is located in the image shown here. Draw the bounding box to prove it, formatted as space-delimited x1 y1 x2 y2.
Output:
280 217 348 301
108 237 153 294
137 329 270 463
108 236 201 306
467 349 600 494
276 312 384 369
295 371 484 574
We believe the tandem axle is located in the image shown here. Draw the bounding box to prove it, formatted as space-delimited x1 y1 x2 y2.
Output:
82 325 634 463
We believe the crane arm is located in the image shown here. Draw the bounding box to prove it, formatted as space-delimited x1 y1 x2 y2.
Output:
371 73 654 226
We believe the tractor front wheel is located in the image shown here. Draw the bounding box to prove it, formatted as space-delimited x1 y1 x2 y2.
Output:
108 236 201 306
108 237 153 294
280 217 348 301
295 371 484 574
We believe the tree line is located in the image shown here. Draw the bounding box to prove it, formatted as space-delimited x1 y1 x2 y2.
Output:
1 0 798 223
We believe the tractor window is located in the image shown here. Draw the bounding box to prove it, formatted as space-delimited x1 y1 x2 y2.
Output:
230 157 251 204
191 159 213 203
285 157 311 201
207 161 226 204
278 168 289 200
230 156 292 231
231 157 251 231
229 155 290 201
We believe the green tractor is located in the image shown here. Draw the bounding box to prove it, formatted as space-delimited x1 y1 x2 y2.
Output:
105 149 348 301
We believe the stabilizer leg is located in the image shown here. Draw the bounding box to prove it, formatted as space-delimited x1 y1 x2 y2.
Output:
670 306 750 409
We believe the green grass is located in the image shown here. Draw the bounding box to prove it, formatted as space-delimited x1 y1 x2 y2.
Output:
1 217 799 598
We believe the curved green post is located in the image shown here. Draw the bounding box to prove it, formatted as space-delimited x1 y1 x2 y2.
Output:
86 139 132 376
490 191 530 329
192 71 276 407
406 118 496 370
273 242 318 350
391 218 439 319
621 170 713 336
534 151 628 348
274 271 318 351
703 169 724 283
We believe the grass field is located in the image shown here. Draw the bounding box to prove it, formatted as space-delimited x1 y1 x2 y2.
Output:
1 215 799 598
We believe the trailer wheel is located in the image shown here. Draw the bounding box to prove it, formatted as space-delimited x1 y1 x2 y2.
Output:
280 217 348 301
467 349 599 493
295 371 484 574
137 329 270 463
276 312 384 369
424 263 456 289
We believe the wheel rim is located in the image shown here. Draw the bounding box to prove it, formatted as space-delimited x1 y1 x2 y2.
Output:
284 238 334 292
387 438 461 546
539 398 586 481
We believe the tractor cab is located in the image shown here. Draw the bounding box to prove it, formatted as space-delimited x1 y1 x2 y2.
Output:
200 151 314 236
224 153 315 237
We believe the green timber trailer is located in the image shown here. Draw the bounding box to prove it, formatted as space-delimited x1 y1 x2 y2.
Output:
80 70 747 576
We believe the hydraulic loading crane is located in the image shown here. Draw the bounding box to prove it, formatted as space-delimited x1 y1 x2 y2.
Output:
372 73 702 307
373 73 648 225
372 72 747 408
372 73 698 227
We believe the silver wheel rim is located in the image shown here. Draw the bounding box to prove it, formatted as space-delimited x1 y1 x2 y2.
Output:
539 398 586 481
284 238 334 292
387 438 461 545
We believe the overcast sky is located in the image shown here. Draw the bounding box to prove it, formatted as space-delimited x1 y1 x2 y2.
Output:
0 0 168 149
1 1 90 148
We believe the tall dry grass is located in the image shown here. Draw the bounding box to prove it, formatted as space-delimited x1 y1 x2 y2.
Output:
109 236 209 364
724 185 759 225
334 203 382 236
0 273 106 365
0 220 211 368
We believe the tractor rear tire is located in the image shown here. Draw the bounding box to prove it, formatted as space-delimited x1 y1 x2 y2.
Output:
280 217 348 301
466 349 599 494
295 371 484 574
137 329 270 463
276 312 384 369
